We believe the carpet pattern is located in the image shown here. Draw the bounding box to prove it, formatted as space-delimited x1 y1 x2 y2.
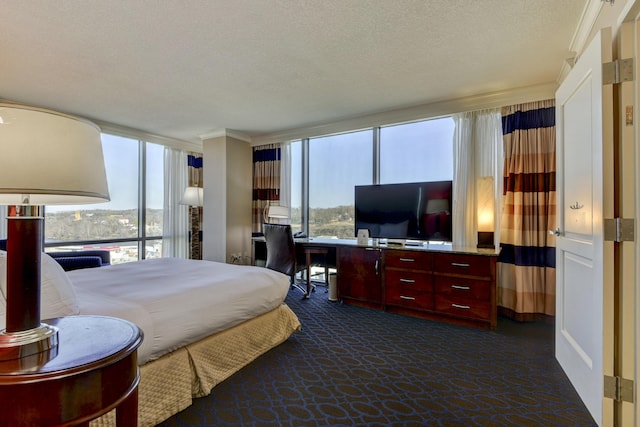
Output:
159 288 596 427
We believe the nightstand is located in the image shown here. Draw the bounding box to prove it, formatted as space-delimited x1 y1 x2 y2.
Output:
0 315 143 426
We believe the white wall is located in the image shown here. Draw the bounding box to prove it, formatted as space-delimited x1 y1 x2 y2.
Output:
202 133 252 263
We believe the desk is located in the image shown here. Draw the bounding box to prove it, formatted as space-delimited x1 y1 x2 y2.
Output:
254 237 500 329
0 315 143 426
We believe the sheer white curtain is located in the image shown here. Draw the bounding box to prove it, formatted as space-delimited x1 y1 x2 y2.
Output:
279 141 292 217
162 147 189 258
452 109 503 248
0 206 6 239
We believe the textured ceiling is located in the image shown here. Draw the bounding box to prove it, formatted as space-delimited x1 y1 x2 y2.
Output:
0 0 588 144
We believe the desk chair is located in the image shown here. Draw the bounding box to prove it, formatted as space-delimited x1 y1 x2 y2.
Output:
263 223 314 298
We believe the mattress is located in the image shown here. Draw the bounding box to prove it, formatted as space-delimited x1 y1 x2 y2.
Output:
68 257 291 364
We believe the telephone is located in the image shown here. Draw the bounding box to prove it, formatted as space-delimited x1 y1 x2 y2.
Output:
294 231 307 238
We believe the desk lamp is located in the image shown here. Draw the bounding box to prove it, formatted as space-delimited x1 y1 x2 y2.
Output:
267 205 289 223
0 103 109 361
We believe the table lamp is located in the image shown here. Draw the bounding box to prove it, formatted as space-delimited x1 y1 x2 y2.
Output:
180 186 204 207
0 103 109 361
180 186 203 260
477 176 495 249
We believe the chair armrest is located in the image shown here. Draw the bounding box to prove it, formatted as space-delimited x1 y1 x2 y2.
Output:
48 250 111 267
53 256 104 271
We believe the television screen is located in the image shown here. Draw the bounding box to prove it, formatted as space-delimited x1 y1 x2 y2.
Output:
354 181 452 241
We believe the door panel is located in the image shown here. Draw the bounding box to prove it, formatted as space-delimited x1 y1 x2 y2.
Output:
555 27 614 426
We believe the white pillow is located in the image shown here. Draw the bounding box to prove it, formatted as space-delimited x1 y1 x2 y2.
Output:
40 252 80 319
0 251 79 328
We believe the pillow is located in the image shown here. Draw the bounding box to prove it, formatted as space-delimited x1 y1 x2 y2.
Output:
0 251 79 326
40 252 80 319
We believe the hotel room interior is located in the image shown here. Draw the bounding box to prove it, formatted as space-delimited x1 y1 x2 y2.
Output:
1 1 639 426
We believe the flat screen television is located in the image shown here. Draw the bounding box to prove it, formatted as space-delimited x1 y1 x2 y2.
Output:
354 180 452 241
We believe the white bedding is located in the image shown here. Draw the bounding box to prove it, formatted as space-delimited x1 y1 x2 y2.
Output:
67 258 290 364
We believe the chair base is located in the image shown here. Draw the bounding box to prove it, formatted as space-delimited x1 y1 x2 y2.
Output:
291 280 315 299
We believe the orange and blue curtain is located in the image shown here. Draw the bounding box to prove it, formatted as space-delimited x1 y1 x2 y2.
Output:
252 144 281 236
187 153 203 259
498 100 556 321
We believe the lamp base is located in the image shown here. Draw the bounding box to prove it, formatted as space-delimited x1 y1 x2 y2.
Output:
0 323 58 361
477 231 495 249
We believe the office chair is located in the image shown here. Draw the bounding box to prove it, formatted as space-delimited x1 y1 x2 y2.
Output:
263 223 314 298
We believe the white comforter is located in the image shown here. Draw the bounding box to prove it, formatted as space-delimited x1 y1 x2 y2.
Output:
67 258 290 364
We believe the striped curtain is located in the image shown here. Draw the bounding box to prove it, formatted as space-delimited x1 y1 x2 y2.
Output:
188 153 203 259
252 144 281 236
498 100 556 321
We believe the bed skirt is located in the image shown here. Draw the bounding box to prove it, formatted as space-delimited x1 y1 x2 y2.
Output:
90 303 301 427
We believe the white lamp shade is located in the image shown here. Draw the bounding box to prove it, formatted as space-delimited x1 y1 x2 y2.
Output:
0 103 110 205
477 176 495 232
267 205 289 219
180 186 203 206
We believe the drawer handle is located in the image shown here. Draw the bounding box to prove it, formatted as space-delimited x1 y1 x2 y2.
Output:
452 303 470 310
399 258 415 262
451 262 470 268
451 285 470 290
400 296 416 300
400 278 415 283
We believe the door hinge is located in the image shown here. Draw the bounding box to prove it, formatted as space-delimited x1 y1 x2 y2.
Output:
603 58 634 84
604 218 635 242
604 375 634 403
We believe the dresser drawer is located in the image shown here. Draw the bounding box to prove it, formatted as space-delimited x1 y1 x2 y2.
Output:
435 295 490 320
385 250 432 270
385 269 432 291
433 253 491 277
435 276 490 300
386 286 433 311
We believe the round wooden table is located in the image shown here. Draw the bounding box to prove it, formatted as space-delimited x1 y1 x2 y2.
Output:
0 315 143 426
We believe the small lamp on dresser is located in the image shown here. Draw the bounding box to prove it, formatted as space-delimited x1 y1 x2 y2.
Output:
0 103 109 362
477 176 495 249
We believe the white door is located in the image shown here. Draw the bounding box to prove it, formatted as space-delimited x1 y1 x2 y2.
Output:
555 27 615 426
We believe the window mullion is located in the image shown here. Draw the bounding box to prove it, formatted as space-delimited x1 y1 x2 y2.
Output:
301 138 309 236
373 127 380 185
138 140 146 259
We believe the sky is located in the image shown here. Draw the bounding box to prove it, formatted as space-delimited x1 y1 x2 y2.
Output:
292 117 455 208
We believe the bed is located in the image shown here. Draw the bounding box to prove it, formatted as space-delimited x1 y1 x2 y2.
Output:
0 252 301 427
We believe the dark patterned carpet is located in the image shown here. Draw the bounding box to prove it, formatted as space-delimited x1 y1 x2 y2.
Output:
159 287 597 427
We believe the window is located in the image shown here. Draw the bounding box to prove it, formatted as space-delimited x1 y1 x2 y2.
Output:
308 130 373 238
290 117 454 240
45 134 166 263
380 117 454 184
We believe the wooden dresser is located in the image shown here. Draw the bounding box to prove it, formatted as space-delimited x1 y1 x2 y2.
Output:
337 243 499 330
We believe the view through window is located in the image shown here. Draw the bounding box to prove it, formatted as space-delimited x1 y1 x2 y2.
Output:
300 118 454 239
45 134 164 264
309 130 373 238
